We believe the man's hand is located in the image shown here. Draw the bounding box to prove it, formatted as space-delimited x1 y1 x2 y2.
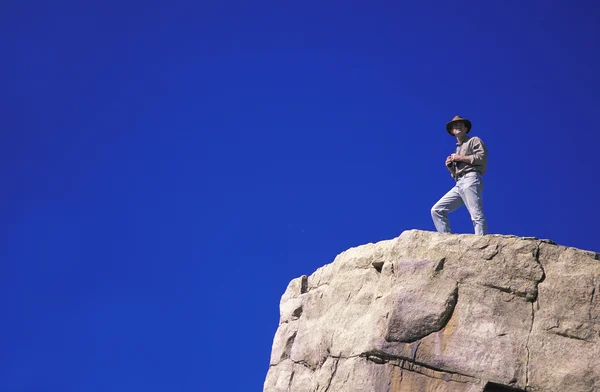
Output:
446 156 455 176
450 154 470 164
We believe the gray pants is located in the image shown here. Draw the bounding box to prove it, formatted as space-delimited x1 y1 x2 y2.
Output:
431 171 488 235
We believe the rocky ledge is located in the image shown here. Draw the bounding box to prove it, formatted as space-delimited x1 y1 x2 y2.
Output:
264 230 600 392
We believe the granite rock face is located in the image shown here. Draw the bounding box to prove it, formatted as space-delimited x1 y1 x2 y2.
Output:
264 230 600 392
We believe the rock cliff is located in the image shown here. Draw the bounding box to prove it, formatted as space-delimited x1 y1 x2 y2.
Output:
264 230 600 392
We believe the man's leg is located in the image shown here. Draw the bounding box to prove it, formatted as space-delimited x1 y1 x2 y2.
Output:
431 186 464 234
459 173 488 235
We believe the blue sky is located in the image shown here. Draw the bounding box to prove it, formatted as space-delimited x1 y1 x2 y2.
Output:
2 1 600 390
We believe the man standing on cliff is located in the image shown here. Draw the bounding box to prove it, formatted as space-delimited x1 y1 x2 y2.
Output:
431 115 488 235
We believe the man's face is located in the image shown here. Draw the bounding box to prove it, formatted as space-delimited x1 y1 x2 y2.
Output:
451 122 467 138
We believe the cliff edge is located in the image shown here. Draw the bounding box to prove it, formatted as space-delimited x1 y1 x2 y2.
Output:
264 230 600 392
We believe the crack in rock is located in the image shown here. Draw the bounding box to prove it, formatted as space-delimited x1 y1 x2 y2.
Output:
321 357 339 392
554 331 594 343
306 282 330 293
530 242 547 302
287 371 294 390
360 351 479 384
483 283 517 295
523 241 548 386
411 341 421 362
481 283 536 302
524 241 548 388
590 281 596 321
484 381 527 391
533 243 547 284
525 301 534 386
292 359 315 371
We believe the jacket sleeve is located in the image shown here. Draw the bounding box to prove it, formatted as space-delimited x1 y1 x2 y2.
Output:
469 137 487 165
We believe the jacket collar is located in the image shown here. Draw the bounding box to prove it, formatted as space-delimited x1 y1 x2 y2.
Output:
456 135 471 146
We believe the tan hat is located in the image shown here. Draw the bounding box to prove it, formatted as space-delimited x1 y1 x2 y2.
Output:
446 115 472 135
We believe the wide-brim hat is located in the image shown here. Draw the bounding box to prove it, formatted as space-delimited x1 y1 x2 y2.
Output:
446 115 472 135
